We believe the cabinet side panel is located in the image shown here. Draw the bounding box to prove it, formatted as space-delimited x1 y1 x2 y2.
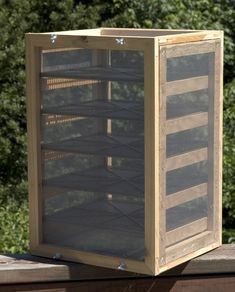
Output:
159 38 223 269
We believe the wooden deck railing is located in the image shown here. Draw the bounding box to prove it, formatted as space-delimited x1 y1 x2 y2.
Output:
0 244 234 291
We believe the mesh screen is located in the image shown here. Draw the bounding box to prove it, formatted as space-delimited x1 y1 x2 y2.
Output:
167 52 212 81
163 49 214 245
41 48 145 261
166 196 208 231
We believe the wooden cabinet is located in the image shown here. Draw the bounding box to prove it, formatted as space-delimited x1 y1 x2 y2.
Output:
26 28 223 275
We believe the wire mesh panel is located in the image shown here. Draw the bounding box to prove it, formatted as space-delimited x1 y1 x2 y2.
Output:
159 41 220 265
40 48 145 261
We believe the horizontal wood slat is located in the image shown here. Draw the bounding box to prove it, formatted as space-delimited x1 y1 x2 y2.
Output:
166 183 208 209
166 148 208 171
42 78 101 90
165 41 216 58
43 114 85 126
166 112 208 134
41 66 144 82
165 76 208 96
166 217 208 247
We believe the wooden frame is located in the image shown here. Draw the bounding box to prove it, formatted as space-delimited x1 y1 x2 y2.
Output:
26 28 223 275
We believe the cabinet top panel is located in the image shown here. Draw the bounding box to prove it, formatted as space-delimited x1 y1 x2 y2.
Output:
26 28 223 48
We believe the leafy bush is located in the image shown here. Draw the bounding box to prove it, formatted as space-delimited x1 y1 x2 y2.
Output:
0 199 28 253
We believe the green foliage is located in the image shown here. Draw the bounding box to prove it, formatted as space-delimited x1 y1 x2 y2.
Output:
0 199 29 253
0 0 234 252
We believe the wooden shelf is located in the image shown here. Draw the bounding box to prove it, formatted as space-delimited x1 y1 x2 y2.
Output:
43 165 144 197
43 199 144 260
42 133 144 159
42 100 144 121
41 66 144 82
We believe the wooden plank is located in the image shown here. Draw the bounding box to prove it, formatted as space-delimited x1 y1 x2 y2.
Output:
163 244 235 275
207 37 223 244
100 28 198 37
163 232 217 269
165 40 216 58
217 36 223 244
159 31 221 46
166 217 208 247
215 37 224 241
165 76 208 96
41 66 144 82
1 274 235 292
43 115 85 126
0 245 234 284
159 46 167 267
26 35 43 249
25 33 154 52
43 151 74 161
166 148 208 171
144 38 158 274
42 78 101 90
208 34 223 243
166 112 208 134
31 244 152 275
166 183 208 209
43 28 102 36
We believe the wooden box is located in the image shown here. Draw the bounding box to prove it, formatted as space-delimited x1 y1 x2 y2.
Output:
26 28 223 275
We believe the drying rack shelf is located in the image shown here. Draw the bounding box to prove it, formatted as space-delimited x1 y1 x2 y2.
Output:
43 198 145 260
42 133 144 159
42 99 144 121
41 66 144 82
43 165 144 198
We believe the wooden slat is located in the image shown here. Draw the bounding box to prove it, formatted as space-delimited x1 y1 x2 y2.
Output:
163 231 216 269
159 31 221 46
41 66 144 82
31 244 152 275
144 38 158 274
166 217 208 247
43 28 102 36
42 78 101 90
165 76 208 96
166 183 208 209
43 151 74 161
165 40 216 58
166 112 208 134
159 46 167 267
207 37 223 244
166 147 208 171
43 115 85 125
100 28 197 37
25 33 154 52
26 36 43 249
